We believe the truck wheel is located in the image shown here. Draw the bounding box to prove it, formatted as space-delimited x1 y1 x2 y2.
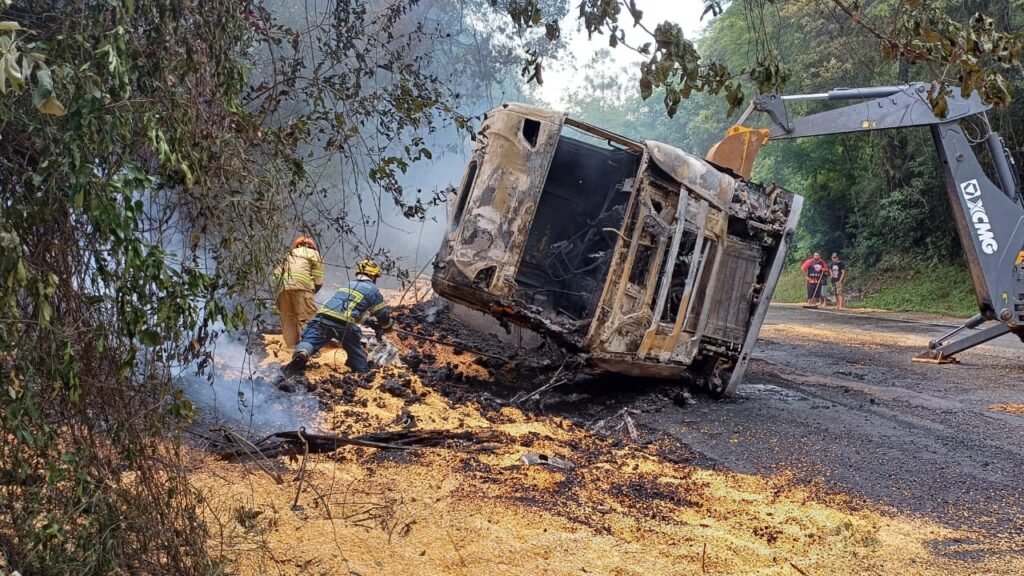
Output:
706 359 733 397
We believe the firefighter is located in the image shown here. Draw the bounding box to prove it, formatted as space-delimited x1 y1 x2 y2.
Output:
274 236 325 348
288 259 391 373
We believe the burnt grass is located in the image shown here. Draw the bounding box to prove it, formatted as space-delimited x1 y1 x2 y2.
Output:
386 300 719 528
394 300 702 432
256 299 724 532
206 301 1024 549
292 371 368 409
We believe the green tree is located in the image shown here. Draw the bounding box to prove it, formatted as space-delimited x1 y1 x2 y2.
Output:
505 0 1021 115
557 0 1022 312
0 0 498 572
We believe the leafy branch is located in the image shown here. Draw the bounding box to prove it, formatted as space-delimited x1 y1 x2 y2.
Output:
502 0 1020 116
827 0 1020 114
502 0 788 116
0 14 64 115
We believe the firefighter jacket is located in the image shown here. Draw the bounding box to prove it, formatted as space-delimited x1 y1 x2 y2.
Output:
274 246 324 292
316 277 391 328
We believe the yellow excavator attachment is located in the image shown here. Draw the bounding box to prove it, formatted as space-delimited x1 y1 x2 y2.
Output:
912 350 960 364
705 125 771 180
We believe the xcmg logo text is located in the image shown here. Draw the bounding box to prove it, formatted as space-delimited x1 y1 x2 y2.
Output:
960 179 998 254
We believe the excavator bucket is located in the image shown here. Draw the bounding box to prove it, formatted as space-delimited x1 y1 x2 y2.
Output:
912 349 960 364
705 125 771 179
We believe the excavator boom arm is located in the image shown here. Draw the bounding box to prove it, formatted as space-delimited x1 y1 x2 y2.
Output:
751 84 991 139
707 82 1024 338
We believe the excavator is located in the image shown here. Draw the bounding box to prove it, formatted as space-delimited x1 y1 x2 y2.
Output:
706 82 1024 363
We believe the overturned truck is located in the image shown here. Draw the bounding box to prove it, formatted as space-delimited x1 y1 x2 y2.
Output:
432 104 802 395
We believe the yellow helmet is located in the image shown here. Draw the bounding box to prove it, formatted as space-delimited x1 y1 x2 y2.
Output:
356 259 382 278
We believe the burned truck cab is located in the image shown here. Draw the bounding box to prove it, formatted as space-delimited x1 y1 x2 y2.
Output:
432 103 803 395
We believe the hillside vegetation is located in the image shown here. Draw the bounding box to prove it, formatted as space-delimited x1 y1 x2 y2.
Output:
774 260 978 318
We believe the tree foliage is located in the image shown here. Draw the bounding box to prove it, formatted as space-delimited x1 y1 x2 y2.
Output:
1 1 268 571
0 0 508 572
559 0 1024 280
703 0 1021 267
859 0 1021 110
505 0 787 115
504 0 1021 116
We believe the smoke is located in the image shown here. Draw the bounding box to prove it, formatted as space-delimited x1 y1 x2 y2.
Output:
256 0 541 290
373 147 469 285
175 0 551 428
311 112 486 291
177 333 322 436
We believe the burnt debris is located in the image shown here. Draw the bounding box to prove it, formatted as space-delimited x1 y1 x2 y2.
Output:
431 103 801 395
211 427 502 461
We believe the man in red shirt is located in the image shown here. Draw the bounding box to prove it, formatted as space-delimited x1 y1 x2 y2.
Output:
801 252 830 306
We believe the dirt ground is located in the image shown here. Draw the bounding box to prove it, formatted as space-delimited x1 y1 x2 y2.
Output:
670 304 1024 540
187 300 1024 575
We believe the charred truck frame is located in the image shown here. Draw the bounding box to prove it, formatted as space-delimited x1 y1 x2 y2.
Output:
432 104 802 395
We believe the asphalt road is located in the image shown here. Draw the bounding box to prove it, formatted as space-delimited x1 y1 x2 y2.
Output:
639 304 1024 545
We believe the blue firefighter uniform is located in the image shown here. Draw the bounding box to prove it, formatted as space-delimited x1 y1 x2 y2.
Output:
291 276 392 373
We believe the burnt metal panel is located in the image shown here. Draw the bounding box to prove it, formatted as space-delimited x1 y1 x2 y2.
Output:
725 194 804 394
435 104 564 299
702 240 761 343
644 140 735 208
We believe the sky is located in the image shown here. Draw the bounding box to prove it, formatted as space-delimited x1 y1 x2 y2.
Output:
533 0 711 108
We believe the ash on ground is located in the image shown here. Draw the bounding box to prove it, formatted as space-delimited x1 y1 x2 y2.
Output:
387 299 700 443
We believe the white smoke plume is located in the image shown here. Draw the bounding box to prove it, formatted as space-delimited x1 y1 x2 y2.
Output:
178 333 322 436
